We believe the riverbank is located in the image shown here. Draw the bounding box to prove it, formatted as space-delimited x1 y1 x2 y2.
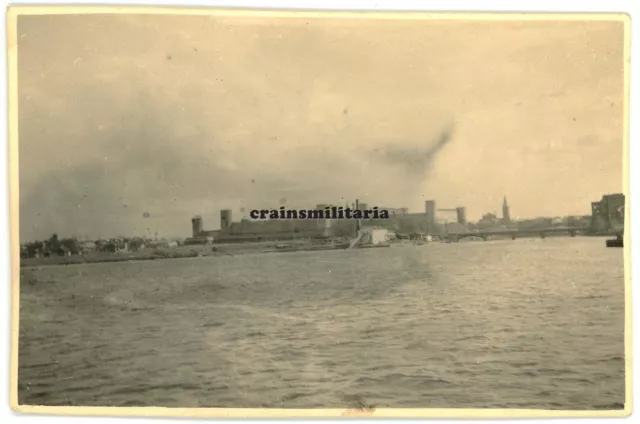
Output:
19 233 605 268
19 239 348 268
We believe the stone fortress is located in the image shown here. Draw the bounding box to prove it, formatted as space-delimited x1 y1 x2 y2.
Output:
185 193 624 244
185 199 469 244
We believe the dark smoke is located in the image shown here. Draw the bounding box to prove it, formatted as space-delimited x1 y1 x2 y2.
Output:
19 88 254 240
369 123 455 176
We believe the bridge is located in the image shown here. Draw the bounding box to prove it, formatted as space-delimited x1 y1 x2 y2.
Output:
445 226 589 242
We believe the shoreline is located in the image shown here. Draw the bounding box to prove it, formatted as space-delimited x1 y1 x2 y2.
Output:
19 240 349 268
18 234 606 268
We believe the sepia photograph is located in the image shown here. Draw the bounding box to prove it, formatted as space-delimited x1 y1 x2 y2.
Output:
8 6 630 418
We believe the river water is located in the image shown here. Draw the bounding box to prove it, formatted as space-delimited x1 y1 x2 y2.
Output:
18 237 625 409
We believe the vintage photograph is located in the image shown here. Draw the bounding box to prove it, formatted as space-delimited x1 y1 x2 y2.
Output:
10 8 629 416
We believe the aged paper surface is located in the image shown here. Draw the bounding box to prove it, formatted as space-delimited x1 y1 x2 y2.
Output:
7 6 631 418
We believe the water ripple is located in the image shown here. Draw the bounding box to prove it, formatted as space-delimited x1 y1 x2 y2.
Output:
18 237 625 409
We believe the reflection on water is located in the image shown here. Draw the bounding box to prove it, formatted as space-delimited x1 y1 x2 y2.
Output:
18 237 625 409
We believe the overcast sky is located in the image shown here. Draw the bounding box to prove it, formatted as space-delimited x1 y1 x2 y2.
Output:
17 13 625 240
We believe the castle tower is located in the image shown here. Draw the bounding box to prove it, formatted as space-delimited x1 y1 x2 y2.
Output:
502 196 511 224
220 209 233 232
456 207 467 225
191 215 203 238
425 200 436 229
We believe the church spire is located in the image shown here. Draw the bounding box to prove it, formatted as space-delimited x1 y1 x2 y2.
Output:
502 196 511 223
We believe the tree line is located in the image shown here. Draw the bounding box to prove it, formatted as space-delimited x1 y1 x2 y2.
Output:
20 234 152 258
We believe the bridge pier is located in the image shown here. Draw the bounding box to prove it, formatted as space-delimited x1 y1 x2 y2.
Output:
569 230 576 237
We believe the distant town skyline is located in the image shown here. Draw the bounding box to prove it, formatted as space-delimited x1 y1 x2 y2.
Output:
18 14 625 240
